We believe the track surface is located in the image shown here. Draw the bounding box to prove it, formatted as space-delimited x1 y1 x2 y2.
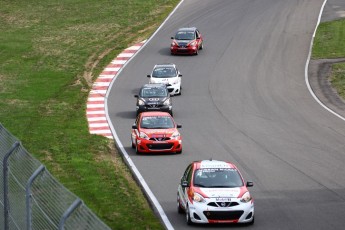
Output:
107 0 345 229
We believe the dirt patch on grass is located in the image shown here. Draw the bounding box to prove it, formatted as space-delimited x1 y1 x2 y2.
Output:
308 58 345 117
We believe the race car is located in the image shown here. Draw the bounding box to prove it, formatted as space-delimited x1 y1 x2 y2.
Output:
147 63 182 95
131 111 182 154
170 27 203 55
134 83 173 116
177 159 254 225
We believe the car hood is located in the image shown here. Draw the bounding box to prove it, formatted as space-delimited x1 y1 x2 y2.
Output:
198 187 241 198
175 39 194 46
141 128 177 137
150 77 177 85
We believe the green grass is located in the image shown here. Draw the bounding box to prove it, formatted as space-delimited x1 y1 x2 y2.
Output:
312 18 345 101
0 0 180 229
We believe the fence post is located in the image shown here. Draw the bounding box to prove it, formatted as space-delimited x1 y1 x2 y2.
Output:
58 198 82 230
25 165 45 230
3 141 20 230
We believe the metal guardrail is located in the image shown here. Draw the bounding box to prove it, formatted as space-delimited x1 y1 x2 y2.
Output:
0 124 111 230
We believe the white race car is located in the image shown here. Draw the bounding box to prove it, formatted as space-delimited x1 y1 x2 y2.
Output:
177 159 254 225
147 63 182 95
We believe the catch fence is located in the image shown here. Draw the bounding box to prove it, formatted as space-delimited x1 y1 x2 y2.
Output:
0 124 111 230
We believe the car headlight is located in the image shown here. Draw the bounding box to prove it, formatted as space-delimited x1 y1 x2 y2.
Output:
171 131 180 139
189 41 197 47
138 99 145 105
193 193 206 203
163 98 170 105
240 192 252 203
139 132 149 140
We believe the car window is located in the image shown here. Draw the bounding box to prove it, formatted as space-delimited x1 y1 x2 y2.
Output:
175 31 195 40
182 164 192 182
140 116 174 129
140 87 167 97
152 67 177 78
193 168 243 188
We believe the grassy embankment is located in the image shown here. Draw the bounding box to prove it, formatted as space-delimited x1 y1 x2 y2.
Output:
0 0 179 229
312 18 345 99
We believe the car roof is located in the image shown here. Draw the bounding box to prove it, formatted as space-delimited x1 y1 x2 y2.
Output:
154 63 176 68
194 160 237 170
177 27 197 32
140 111 172 117
141 83 167 88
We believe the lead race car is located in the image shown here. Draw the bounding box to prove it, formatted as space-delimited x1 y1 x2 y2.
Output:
177 159 254 225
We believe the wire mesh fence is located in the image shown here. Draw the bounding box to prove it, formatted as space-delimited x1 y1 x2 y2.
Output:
0 124 111 230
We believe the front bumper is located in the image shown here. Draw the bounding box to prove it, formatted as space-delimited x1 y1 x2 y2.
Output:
188 198 254 224
171 46 197 55
136 138 182 153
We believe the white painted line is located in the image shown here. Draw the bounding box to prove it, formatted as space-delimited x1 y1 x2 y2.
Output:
305 0 345 122
93 82 110 87
86 111 105 115
89 123 109 128
111 60 127 65
90 90 107 94
87 117 107 122
88 97 105 102
104 67 120 71
87 104 104 109
118 53 134 58
90 130 112 134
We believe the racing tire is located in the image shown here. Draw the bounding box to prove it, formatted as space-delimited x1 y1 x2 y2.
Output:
186 205 192 225
131 137 135 149
195 48 198 55
248 216 255 225
177 193 184 214
178 87 182 95
135 141 141 155
200 42 203 50
176 148 182 154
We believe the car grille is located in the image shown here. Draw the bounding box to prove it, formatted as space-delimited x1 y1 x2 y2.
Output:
149 137 171 141
207 202 239 208
146 143 174 150
147 104 163 108
203 210 244 220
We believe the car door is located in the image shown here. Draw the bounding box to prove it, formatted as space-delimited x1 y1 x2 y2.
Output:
178 164 193 209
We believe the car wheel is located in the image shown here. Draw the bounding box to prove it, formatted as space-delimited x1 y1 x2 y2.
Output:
176 148 182 154
200 42 203 50
177 193 184 214
135 141 141 154
186 205 192 225
248 216 255 225
195 48 198 55
170 111 173 117
131 136 135 149
178 87 182 95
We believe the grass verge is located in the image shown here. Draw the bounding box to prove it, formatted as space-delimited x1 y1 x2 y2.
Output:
0 0 179 229
312 18 345 100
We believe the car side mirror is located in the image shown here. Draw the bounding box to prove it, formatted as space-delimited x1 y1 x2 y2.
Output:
147 75 150 78
176 124 182 128
171 36 174 39
181 180 189 188
246 181 254 187
170 94 174 97
134 95 138 98
132 125 137 129
179 74 182 77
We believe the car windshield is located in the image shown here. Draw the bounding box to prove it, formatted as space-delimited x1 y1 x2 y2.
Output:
175 31 194 40
193 168 244 188
140 87 167 97
152 67 177 78
140 116 174 129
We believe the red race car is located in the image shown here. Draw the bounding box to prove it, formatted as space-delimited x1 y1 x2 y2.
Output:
171 27 204 55
131 111 182 154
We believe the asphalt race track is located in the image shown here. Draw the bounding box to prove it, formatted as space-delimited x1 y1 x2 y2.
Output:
107 0 345 229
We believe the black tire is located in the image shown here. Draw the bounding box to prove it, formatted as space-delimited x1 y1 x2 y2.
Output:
176 148 182 154
135 141 141 154
186 205 192 225
200 42 203 50
131 137 135 149
177 193 184 214
178 87 182 95
248 216 255 225
170 111 173 117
